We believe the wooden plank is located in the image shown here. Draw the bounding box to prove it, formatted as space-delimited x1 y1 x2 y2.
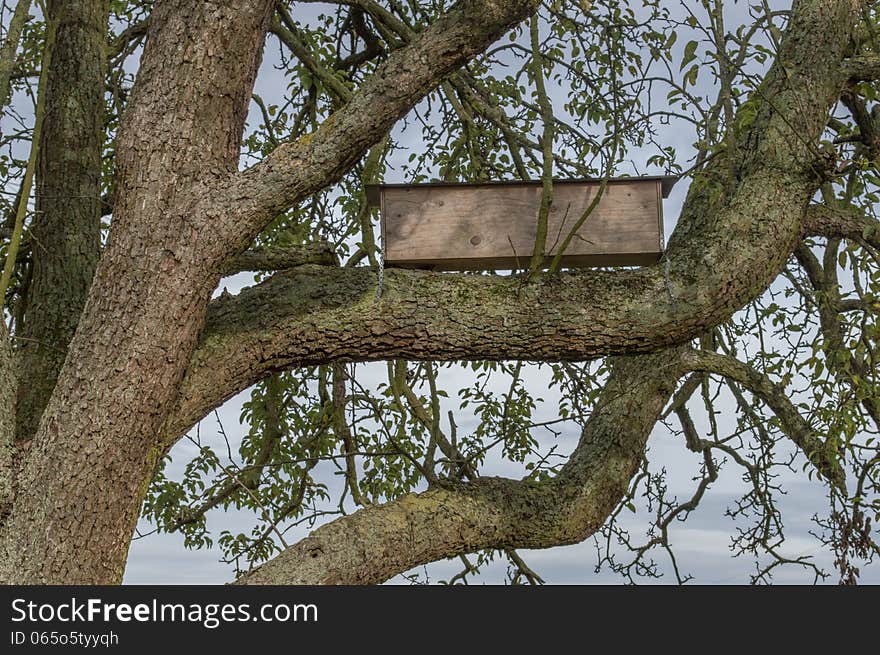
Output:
377 179 664 270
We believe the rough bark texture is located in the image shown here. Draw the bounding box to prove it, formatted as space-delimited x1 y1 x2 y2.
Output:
225 242 337 275
0 0 550 584
0 325 14 523
239 348 686 584
15 0 108 442
1 0 277 584
219 0 866 584
0 0 869 585
802 204 880 248
0 0 32 106
220 0 544 249
845 53 880 81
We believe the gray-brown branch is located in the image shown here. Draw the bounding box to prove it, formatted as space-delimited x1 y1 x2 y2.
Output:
225 242 337 275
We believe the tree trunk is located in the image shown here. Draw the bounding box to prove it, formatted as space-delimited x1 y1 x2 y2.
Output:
15 0 107 442
0 0 276 584
0 0 33 106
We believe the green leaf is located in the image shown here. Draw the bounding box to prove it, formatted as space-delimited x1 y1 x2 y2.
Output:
681 40 699 70
683 64 699 89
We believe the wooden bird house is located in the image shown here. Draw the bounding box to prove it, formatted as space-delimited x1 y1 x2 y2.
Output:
365 176 677 271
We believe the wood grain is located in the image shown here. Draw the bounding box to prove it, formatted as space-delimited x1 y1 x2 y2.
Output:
376 179 664 270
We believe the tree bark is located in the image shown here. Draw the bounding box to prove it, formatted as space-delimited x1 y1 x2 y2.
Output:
0 0 277 584
0 0 33 107
225 242 337 275
15 0 108 442
224 0 866 583
0 0 867 584
163 0 863 455
802 204 880 248
0 324 15 523
234 339 847 584
0 0 547 584
220 0 543 250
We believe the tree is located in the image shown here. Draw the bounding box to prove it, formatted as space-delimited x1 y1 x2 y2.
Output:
0 0 877 585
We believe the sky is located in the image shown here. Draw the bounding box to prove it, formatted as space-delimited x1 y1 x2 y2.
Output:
0 0 875 584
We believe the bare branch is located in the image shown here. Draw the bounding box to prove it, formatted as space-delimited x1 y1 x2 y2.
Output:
680 348 846 490
270 5 352 104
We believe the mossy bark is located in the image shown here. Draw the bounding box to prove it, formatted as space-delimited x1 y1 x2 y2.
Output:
1 0 277 584
0 0 868 585
0 0 549 584
15 0 108 442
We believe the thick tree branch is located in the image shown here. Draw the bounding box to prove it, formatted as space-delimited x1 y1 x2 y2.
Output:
162 0 866 449
802 203 880 249
843 54 880 81
236 348 686 584
1 0 280 584
225 242 337 275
